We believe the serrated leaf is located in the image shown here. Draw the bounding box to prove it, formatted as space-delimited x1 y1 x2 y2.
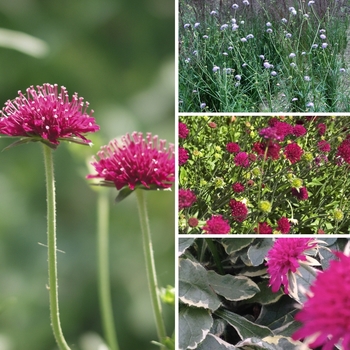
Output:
221 239 254 255
243 280 283 306
179 238 195 256
198 333 238 350
207 270 260 301
179 306 213 350
215 309 273 340
248 239 274 267
179 258 221 311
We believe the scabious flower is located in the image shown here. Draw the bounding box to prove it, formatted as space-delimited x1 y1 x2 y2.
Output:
277 217 291 234
292 251 350 349
266 238 318 294
232 182 245 193
317 140 331 153
179 122 189 139
284 143 303 163
179 189 197 210
202 215 230 234
292 125 307 137
0 83 99 148
234 152 250 168
316 123 326 136
229 199 248 222
253 141 281 160
226 142 240 154
87 132 175 191
179 147 189 165
336 139 350 164
188 217 199 228
292 186 309 200
254 222 273 234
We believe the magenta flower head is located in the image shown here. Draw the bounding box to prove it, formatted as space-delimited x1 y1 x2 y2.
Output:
266 238 318 294
0 83 99 149
202 215 230 234
87 132 175 199
292 251 350 349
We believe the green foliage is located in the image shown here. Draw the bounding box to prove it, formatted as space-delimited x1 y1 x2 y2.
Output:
179 116 350 234
179 0 350 112
178 238 347 350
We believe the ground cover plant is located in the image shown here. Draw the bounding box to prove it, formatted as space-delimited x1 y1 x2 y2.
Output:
178 116 350 234
178 237 350 350
179 0 350 112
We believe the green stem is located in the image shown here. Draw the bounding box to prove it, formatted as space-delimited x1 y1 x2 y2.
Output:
97 189 120 350
42 144 71 350
135 189 167 345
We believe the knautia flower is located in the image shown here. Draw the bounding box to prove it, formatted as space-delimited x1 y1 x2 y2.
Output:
179 122 189 139
202 215 230 234
234 152 250 168
292 186 309 201
229 199 248 222
336 139 350 164
188 217 199 228
179 147 189 165
284 143 303 164
317 140 331 153
277 217 291 234
179 189 197 210
0 83 99 148
226 142 240 154
292 251 350 349
266 238 318 294
254 222 273 234
232 182 245 193
87 132 175 191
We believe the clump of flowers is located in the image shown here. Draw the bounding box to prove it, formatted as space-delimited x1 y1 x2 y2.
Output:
179 147 189 165
284 143 303 163
87 132 175 191
0 83 99 148
234 152 250 168
266 238 318 293
179 122 189 139
229 199 248 222
292 251 350 349
202 215 230 234
179 189 197 210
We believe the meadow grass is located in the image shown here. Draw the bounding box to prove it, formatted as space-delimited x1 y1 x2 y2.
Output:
179 0 350 112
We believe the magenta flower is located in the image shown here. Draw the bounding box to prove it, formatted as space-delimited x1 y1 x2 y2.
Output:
291 186 309 200
254 222 273 234
87 132 175 191
317 140 331 153
202 215 230 234
266 238 318 293
234 152 250 168
292 251 350 349
179 189 197 210
229 199 248 222
292 125 307 137
0 83 99 148
232 182 245 193
284 143 303 163
179 122 189 139
226 142 240 154
336 139 350 165
252 141 281 160
188 217 199 227
277 217 291 233
179 147 189 165
316 123 326 136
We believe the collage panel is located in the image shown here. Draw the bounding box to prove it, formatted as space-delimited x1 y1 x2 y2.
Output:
178 237 350 350
178 0 350 113
178 115 350 234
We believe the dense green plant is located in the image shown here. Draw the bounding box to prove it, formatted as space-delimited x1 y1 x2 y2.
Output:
179 0 350 112
179 116 350 234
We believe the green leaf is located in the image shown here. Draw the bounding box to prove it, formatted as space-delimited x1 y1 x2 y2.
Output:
179 258 221 311
221 239 254 255
197 333 238 350
215 309 273 340
179 306 213 350
207 270 260 301
244 280 284 306
236 336 305 350
179 238 195 256
115 187 133 203
247 239 274 266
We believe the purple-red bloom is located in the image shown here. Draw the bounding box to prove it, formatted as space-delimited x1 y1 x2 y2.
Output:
188 217 199 227
87 132 175 191
234 152 250 168
0 83 99 147
266 238 318 294
284 142 303 163
179 122 189 139
277 217 291 234
316 123 326 136
336 139 350 164
232 182 245 193
317 140 331 153
179 189 197 210
229 199 248 222
179 147 189 165
202 215 230 234
292 251 350 349
292 125 307 137
226 142 240 154
291 186 309 200
252 141 281 160
254 222 273 234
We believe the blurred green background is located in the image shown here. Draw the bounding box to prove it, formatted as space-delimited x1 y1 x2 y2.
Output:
0 1 175 349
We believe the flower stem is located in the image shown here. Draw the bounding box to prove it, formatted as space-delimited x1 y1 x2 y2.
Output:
135 189 167 345
97 188 120 350
42 144 71 350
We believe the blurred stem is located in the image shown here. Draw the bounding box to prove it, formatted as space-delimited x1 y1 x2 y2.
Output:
135 189 167 345
205 239 224 275
42 145 71 350
97 188 120 350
